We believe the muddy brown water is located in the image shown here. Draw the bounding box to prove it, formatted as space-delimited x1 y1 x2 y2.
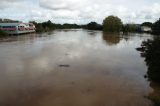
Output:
0 29 155 106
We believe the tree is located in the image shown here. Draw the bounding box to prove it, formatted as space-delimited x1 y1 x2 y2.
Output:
86 22 102 30
122 24 137 32
141 22 153 27
152 18 160 35
29 21 37 25
62 23 80 29
103 15 123 32
123 23 142 32
137 38 160 82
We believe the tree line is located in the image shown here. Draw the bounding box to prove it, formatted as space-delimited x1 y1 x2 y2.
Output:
30 20 81 32
0 15 160 36
32 15 160 35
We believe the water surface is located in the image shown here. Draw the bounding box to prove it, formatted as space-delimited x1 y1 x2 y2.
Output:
0 29 154 106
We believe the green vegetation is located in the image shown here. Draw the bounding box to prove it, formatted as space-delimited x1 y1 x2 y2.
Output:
30 20 55 32
141 22 153 27
137 38 160 82
137 37 160 104
0 30 8 37
152 19 160 35
122 24 139 32
30 20 81 33
103 15 123 32
84 22 102 30
30 16 160 34
60 23 81 29
136 20 160 105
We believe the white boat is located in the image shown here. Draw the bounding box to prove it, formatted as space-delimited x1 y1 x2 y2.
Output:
0 22 36 34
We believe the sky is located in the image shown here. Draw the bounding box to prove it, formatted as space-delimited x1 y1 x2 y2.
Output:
0 0 160 24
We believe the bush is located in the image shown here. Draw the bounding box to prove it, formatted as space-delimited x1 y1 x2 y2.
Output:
85 22 102 30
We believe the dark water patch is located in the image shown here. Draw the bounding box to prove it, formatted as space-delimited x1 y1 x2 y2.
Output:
59 64 70 67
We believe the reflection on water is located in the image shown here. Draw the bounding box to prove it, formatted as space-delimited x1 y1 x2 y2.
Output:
0 29 154 106
102 32 121 45
149 82 160 106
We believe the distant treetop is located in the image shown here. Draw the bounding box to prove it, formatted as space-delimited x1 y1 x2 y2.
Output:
141 22 153 27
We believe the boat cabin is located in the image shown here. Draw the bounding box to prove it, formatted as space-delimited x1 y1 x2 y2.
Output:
0 22 36 34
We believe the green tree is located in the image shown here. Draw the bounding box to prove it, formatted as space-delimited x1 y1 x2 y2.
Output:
103 15 123 32
152 18 160 35
62 23 80 29
122 24 138 32
86 22 102 30
137 38 160 82
141 22 153 27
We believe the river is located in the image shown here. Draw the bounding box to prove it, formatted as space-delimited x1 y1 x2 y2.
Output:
0 29 155 106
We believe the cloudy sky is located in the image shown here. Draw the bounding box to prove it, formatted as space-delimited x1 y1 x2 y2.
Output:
0 0 160 24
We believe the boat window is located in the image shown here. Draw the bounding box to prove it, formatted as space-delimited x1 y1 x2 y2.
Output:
18 26 24 28
1 26 16 28
11 26 16 28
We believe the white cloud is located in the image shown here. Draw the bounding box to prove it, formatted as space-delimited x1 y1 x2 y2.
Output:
0 0 160 24
40 0 89 10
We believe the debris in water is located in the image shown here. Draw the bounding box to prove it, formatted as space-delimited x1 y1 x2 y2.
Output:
59 64 70 67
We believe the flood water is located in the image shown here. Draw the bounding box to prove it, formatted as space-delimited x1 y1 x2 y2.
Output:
0 29 155 106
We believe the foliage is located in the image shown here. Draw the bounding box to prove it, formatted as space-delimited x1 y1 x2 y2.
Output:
30 20 82 32
103 15 123 32
84 22 102 30
61 23 81 29
122 24 139 32
31 16 159 33
42 20 55 31
141 22 153 27
138 38 160 82
152 19 160 35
